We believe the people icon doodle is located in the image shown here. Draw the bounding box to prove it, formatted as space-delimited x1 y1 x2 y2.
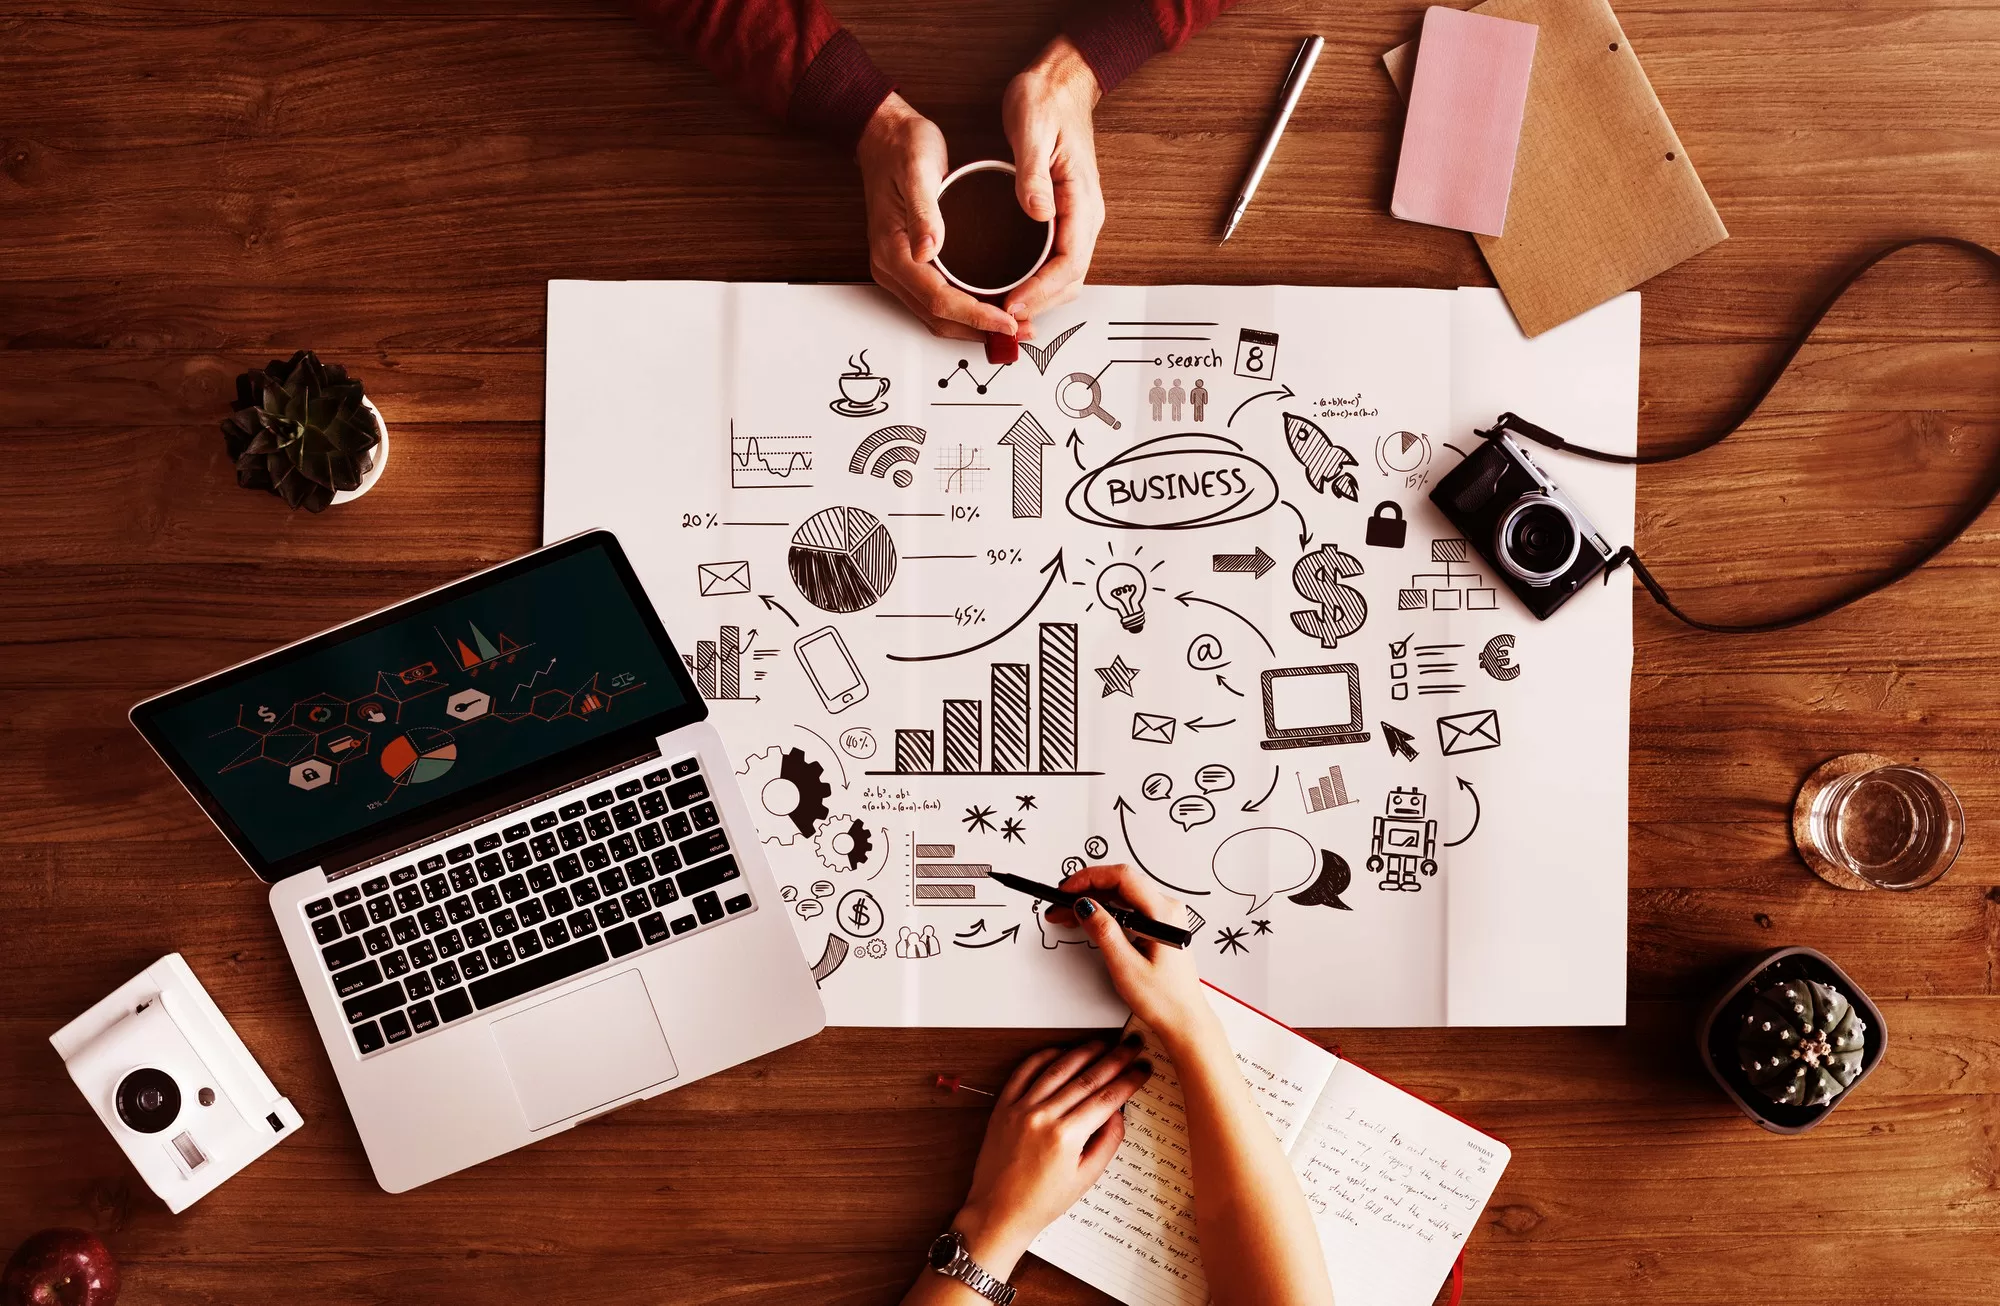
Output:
1190 378 1209 422
1149 377 1167 421
1168 377 1186 421
896 924 941 959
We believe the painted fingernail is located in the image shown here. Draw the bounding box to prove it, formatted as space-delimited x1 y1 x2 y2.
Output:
1075 898 1097 919
1123 1031 1144 1048
1134 1060 1153 1075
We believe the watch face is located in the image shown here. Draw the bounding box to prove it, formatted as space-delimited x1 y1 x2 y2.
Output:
928 1232 960 1271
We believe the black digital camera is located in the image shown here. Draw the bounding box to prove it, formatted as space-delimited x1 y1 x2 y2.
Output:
1429 422 1616 620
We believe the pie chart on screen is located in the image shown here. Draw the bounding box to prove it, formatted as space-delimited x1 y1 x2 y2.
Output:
381 727 458 784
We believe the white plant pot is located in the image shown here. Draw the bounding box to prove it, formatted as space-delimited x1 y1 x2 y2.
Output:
330 397 390 506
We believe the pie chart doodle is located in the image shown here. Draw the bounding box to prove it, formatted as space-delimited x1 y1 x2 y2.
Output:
380 727 458 785
788 506 897 613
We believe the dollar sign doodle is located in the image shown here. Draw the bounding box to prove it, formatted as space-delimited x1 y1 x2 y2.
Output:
1289 543 1368 648
257 705 277 723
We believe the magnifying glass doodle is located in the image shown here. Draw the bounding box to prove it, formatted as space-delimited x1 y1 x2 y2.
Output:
1056 371 1121 429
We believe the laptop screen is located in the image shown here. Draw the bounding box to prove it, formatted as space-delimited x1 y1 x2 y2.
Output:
1265 665 1362 736
132 534 703 880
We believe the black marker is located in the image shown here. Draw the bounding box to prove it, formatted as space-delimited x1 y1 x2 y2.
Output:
988 871 1194 949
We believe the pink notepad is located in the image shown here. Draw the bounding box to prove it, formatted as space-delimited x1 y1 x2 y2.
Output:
1391 6 1539 238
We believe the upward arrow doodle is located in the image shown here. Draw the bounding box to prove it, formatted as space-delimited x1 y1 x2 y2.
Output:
998 411 1054 518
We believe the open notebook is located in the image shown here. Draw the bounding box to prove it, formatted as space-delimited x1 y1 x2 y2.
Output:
1030 986 1510 1306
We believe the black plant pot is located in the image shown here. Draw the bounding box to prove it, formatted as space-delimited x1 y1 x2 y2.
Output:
1697 946 1887 1134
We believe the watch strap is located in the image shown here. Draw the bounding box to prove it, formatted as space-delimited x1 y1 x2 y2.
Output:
932 1233 1017 1305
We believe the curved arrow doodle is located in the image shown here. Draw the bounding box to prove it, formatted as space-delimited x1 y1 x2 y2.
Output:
1280 499 1312 549
1226 383 1296 428
758 593 801 628
889 550 1066 662
1216 673 1245 698
1185 717 1235 731
810 934 849 984
1172 591 1276 657
1114 796 1212 895
1066 428 1086 469
1242 764 1279 812
953 924 1023 949
1443 776 1481 848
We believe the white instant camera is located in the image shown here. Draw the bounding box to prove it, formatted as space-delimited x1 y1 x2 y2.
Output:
51 953 302 1213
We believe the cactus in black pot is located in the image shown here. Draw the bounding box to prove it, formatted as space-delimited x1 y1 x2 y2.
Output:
1735 978 1867 1107
222 350 382 512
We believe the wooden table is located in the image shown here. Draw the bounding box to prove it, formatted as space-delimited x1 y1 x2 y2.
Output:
4 0 1997 1301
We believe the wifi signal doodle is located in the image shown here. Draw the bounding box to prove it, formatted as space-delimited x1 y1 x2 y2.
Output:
848 425 927 488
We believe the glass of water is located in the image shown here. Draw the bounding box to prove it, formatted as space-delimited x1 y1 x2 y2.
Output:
1794 754 1964 890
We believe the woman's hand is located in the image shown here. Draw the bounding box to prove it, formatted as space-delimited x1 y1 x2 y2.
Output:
856 93 1021 342
1048 864 1221 1054
999 36 1106 323
945 1038 1153 1280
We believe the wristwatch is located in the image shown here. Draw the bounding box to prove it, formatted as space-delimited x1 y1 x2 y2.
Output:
927 1230 1018 1305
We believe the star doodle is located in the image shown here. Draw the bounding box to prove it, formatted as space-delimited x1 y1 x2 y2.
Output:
1094 656 1140 698
1215 926 1250 955
962 805 997 833
1251 919 1274 936
1000 817 1026 843
1016 795 1038 811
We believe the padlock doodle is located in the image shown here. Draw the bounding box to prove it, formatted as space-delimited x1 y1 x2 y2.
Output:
1364 501 1408 549
1290 543 1368 648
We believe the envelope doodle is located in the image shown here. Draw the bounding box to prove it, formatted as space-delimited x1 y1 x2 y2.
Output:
1131 712 1177 745
1435 709 1501 756
698 560 753 597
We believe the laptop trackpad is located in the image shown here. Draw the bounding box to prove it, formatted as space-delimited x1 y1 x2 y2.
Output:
491 970 679 1130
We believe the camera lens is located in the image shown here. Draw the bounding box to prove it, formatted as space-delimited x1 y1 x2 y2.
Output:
1497 495 1581 584
115 1067 182 1134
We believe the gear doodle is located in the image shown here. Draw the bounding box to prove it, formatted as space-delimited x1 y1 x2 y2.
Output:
813 815 882 873
736 745 833 844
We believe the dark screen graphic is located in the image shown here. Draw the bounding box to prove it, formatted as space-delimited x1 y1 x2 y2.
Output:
149 546 685 865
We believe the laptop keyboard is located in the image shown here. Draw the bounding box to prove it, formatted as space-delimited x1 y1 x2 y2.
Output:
302 754 753 1058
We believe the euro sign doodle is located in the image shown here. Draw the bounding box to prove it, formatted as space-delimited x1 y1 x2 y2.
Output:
1290 543 1368 648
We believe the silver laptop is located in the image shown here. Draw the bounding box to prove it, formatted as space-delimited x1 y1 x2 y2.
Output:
130 531 824 1192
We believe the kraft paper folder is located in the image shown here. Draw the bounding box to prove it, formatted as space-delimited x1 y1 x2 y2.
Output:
1385 0 1727 336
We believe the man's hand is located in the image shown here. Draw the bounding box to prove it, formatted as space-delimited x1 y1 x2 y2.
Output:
1000 36 1105 324
857 93 1021 342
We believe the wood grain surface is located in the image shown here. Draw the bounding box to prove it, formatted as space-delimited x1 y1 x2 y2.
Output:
4 0 1999 1301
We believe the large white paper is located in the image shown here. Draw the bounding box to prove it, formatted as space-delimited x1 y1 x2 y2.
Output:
545 281 1635 1027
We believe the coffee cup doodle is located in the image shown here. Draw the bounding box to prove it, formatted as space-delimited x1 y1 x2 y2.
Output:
830 349 891 417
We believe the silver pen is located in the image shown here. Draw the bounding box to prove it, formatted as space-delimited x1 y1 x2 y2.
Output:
1221 35 1325 242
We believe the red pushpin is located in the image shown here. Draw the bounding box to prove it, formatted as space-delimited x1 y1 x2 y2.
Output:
935 1072 996 1098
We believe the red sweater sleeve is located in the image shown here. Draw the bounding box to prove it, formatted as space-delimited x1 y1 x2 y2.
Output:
627 0 894 151
1064 0 1241 94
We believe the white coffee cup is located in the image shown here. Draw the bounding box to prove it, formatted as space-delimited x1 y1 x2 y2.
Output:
932 160 1056 297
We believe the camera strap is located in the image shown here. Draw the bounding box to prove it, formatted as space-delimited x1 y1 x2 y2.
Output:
1483 236 2000 634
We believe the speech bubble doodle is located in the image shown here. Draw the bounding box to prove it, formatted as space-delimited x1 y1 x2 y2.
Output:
797 898 824 919
1084 835 1110 860
1211 827 1317 912
1186 633 1228 670
780 885 800 902
811 880 835 899
1170 795 1216 831
1142 773 1174 801
1195 764 1235 794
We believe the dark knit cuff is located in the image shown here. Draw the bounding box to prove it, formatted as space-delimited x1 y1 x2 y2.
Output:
1064 0 1166 95
787 28 896 153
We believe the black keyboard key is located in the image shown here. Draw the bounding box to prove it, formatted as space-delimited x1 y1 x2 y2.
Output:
667 776 710 809
395 885 424 913
672 757 700 778
491 907 519 936
362 876 390 896
408 939 438 967
612 801 642 830
306 897 334 918
559 800 588 820
462 918 492 948
650 880 680 908
500 874 530 903
671 914 697 935
626 858 655 886
653 846 683 876
645 767 673 787
354 1021 385 1054
381 1010 412 1043
531 810 561 831
541 919 571 948
447 843 474 864
459 950 489 979
636 822 665 852
321 937 365 970
405 969 434 999
445 895 475 924
421 874 450 903
595 900 625 928
584 812 615 841
616 778 645 800
503 822 531 843
581 845 612 873
392 917 421 945
332 960 382 998
639 912 670 944
475 833 504 853
621 888 652 918
543 886 574 915
503 844 534 872
449 864 477 893
486 939 516 968
554 853 584 881
530 833 559 861
381 950 412 978
390 865 419 884
344 982 405 1024
435 930 465 958
567 910 598 937
432 960 460 988
665 812 693 841
605 921 643 957
527 864 557 893
470 935 610 1010
679 830 730 866
517 898 548 927
572 879 602 906
639 791 670 820
514 929 544 958
598 866 627 894
436 987 473 1023
408 1000 439 1033
367 895 397 925
558 822 587 851
587 789 617 810
607 833 638 862
312 916 343 945
678 854 739 896
689 802 720 831
418 854 447 873
473 885 502 914
338 905 370 934
724 893 752 914
475 853 506 882
417 906 447 934
363 926 393 955
692 892 724 924
334 887 363 907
